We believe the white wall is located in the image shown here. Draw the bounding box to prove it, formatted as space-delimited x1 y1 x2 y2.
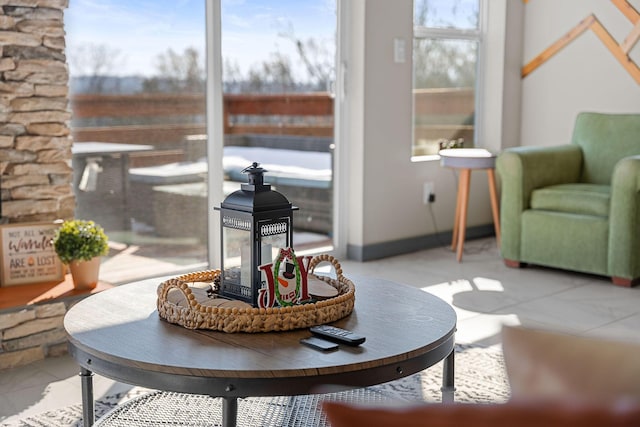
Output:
521 0 640 147
361 0 415 246
480 0 524 151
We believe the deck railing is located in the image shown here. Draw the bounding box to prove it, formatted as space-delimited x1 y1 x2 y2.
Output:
70 89 474 162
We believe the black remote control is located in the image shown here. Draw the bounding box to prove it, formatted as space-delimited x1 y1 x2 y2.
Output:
300 336 339 352
310 325 366 346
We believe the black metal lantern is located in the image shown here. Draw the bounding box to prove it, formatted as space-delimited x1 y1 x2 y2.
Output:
216 162 297 307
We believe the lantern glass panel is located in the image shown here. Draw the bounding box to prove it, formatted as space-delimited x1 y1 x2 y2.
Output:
222 222 251 297
259 223 289 260
259 218 290 274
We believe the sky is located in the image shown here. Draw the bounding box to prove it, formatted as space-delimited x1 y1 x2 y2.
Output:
65 0 336 78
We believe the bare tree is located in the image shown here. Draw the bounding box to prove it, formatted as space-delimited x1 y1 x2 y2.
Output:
144 47 205 93
413 0 478 89
222 58 243 93
246 52 296 93
70 43 123 93
294 37 333 91
413 39 476 89
276 23 334 92
221 19 335 94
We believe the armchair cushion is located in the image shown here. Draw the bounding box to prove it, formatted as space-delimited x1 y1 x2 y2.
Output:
530 184 611 217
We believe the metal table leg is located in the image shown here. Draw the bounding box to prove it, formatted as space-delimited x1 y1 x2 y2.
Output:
80 367 95 426
441 348 455 403
222 396 238 427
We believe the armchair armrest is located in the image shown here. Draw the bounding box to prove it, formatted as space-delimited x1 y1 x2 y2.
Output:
496 145 582 260
608 155 640 281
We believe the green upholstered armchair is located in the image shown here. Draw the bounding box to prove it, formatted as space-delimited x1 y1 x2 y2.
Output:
497 112 640 287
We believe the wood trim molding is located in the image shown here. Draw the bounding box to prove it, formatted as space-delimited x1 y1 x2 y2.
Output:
522 0 640 84
611 0 640 24
590 17 640 83
521 15 594 78
621 20 640 54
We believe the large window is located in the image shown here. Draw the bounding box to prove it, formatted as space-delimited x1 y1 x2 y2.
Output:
412 0 482 158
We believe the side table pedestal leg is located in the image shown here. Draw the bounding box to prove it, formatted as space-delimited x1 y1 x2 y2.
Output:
487 168 501 246
451 177 462 251
456 169 471 262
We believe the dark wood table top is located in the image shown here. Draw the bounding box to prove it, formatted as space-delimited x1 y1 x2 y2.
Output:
64 274 456 398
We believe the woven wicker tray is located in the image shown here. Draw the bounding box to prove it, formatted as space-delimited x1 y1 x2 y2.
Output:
156 254 355 333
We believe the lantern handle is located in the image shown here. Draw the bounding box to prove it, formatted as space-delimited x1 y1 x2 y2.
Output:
242 162 269 187
241 162 268 174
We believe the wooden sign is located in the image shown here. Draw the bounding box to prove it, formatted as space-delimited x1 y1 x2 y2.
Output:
0 222 64 287
258 248 312 308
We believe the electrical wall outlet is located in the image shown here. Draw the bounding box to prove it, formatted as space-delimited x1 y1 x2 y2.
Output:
423 182 435 204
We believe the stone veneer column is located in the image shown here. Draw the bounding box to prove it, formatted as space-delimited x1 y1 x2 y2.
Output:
0 0 74 224
0 302 67 369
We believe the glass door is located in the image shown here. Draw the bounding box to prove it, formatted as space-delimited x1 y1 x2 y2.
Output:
219 0 337 255
66 0 208 283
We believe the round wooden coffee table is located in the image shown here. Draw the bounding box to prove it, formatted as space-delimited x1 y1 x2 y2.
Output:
65 275 457 426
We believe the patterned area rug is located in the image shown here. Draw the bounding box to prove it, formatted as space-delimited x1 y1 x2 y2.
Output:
5 345 510 427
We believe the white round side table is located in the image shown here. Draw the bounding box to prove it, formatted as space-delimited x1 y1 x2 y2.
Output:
440 148 501 262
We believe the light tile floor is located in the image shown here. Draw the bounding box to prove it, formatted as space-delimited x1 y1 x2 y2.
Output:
2 237 640 423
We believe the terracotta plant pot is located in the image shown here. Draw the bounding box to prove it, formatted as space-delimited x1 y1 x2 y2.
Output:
69 257 101 289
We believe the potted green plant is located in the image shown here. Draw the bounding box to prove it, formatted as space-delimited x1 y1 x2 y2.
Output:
52 219 109 289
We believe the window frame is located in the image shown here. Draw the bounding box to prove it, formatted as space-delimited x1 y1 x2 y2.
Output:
411 0 485 161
